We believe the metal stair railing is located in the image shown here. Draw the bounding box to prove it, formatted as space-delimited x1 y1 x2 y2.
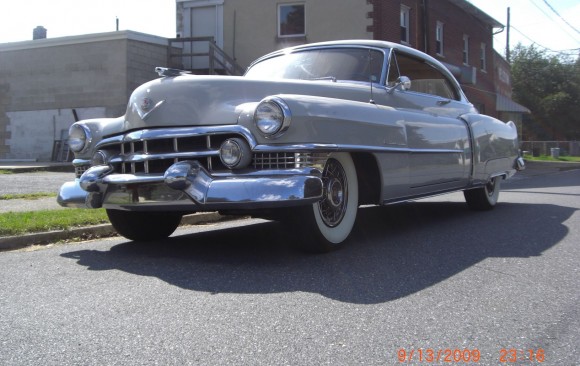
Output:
168 37 244 76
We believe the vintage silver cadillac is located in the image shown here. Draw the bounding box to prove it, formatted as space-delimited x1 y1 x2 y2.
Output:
58 40 524 252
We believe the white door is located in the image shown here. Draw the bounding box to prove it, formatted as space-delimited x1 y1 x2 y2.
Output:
182 2 224 70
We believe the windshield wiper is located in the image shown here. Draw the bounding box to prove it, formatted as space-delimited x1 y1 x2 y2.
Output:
305 76 337 82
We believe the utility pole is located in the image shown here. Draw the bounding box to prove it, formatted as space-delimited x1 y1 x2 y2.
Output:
506 7 511 63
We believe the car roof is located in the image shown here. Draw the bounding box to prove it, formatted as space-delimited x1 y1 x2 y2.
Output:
251 40 431 64
247 39 469 103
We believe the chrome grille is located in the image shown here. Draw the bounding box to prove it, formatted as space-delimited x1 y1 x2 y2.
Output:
75 164 90 178
252 152 328 170
92 128 329 175
100 133 235 174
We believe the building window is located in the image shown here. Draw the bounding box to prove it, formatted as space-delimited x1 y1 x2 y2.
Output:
480 43 487 71
400 6 410 44
278 3 305 38
462 34 469 65
435 21 444 56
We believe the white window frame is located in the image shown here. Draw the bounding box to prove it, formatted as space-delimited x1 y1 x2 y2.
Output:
462 34 469 65
480 42 487 71
277 3 305 38
400 5 410 44
435 21 444 56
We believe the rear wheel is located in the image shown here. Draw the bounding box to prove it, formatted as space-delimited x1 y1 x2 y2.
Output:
287 153 359 253
106 209 182 241
464 176 502 211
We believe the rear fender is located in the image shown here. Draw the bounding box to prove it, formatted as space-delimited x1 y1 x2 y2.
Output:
461 113 519 184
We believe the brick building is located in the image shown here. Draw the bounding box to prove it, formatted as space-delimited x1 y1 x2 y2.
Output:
177 0 528 122
369 0 528 119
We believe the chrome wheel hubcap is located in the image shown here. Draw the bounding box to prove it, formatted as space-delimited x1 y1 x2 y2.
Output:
319 159 348 227
485 178 496 197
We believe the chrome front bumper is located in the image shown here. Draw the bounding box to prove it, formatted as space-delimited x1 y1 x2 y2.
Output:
57 161 323 211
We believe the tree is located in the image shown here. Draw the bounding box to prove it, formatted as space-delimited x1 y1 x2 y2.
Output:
511 44 580 140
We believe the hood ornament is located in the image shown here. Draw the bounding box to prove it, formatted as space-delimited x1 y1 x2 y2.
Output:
155 67 190 77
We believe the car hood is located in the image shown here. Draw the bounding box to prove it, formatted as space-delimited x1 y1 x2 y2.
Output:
123 74 373 132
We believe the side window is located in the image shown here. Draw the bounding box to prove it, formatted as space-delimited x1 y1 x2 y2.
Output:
388 51 460 101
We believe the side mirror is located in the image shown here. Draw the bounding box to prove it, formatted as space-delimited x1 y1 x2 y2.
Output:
397 76 412 91
388 76 412 93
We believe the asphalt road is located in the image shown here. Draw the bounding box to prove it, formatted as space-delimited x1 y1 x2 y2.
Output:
0 168 579 365
0 171 71 212
0 171 72 195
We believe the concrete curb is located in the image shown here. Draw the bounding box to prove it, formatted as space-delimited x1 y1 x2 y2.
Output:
0 212 233 251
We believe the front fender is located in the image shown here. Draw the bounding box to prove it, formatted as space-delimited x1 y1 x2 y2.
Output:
241 94 408 149
71 116 125 160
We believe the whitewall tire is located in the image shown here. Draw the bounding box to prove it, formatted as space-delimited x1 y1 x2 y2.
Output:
288 152 359 252
464 176 502 211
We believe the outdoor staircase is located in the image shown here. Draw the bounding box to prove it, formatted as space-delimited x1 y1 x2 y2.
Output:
168 37 244 76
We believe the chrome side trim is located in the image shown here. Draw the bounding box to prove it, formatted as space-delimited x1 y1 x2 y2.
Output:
256 143 462 154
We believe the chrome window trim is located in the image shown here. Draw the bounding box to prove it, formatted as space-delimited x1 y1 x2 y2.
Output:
247 45 390 86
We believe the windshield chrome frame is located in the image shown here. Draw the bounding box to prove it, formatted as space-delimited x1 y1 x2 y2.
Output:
245 45 390 86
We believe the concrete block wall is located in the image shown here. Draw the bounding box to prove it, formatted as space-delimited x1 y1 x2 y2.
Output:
127 39 171 94
0 31 170 161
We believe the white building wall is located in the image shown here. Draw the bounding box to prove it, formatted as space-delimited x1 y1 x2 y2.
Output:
5 108 105 161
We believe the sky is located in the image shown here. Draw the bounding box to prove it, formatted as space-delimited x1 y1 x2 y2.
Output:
467 0 580 58
0 0 578 58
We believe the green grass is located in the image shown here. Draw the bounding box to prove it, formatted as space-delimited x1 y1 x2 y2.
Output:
523 154 580 162
0 170 13 174
0 192 56 200
0 209 109 237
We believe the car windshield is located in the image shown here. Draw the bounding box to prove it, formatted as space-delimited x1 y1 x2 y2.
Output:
245 47 385 83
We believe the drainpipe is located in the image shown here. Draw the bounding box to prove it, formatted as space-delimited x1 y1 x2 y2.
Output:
233 10 237 61
421 0 430 54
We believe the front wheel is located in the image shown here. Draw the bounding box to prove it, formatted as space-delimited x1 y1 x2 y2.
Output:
106 209 183 241
285 153 359 253
464 176 502 211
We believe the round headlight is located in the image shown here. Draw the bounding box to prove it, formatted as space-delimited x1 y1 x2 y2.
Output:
219 138 252 169
68 123 91 153
254 97 291 138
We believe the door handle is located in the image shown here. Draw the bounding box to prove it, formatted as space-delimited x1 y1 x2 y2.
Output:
437 99 451 106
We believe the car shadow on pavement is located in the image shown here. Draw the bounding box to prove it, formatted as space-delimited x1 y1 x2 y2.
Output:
60 200 575 304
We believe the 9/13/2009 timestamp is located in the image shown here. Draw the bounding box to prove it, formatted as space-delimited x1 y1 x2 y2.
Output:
397 348 545 363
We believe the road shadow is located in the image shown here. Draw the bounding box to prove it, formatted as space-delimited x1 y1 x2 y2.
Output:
61 200 575 304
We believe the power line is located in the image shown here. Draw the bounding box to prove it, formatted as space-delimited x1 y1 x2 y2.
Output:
529 0 580 44
542 0 580 35
506 22 579 58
